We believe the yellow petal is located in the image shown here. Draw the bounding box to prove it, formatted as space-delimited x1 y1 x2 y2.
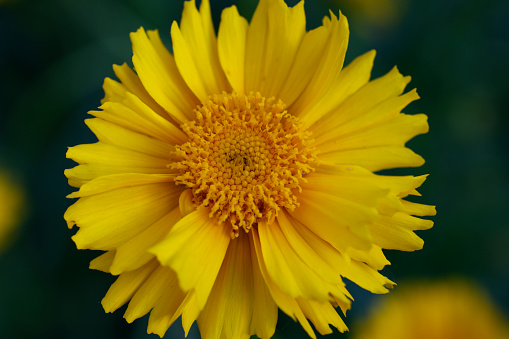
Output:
89 250 116 272
317 113 429 155
333 294 352 318
346 244 390 271
369 213 429 251
123 265 182 323
301 174 389 208
92 94 187 145
130 28 197 124
147 277 189 337
102 77 127 104
67 173 176 198
318 145 425 172
320 90 421 148
258 218 336 302
66 143 169 170
171 0 229 101
65 162 174 188
291 189 377 252
290 11 349 119
109 207 181 275
296 298 348 335
355 174 429 198
169 23 207 101
278 24 328 106
250 229 317 339
277 211 344 285
313 162 372 175
249 234 278 339
217 6 248 95
65 141 175 188
101 259 158 313
300 50 376 127
66 183 181 250
112 63 167 118
256 0 307 96
244 0 270 93
314 163 430 199
150 206 231 309
402 200 437 216
388 212 434 231
181 291 201 336
198 234 254 339
124 91 188 143
286 212 393 294
375 194 406 216
85 118 175 158
178 188 195 217
310 66 411 138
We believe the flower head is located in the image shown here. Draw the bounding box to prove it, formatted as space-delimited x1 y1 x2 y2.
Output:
64 0 435 338
354 279 509 339
0 169 24 253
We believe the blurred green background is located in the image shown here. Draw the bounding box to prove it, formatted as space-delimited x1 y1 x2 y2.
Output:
1 0 508 338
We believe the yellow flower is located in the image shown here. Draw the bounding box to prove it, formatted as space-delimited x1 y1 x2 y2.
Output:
336 0 406 27
0 169 24 253
64 0 435 338
354 279 509 339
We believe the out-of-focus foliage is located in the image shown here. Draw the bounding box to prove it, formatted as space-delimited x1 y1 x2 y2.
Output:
0 0 508 338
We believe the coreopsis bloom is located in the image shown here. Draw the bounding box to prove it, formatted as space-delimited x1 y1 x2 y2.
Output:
64 0 435 338
336 0 406 28
0 169 24 253
354 279 509 339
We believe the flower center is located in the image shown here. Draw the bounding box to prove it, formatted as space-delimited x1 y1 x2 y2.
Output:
172 92 315 238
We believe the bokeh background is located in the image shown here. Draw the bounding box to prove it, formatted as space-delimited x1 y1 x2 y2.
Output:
1 0 508 338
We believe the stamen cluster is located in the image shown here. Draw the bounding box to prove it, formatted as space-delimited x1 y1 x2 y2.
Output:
172 92 315 237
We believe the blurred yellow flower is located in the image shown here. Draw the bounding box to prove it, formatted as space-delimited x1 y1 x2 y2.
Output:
0 170 24 253
355 279 509 339
337 0 407 27
64 0 435 338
